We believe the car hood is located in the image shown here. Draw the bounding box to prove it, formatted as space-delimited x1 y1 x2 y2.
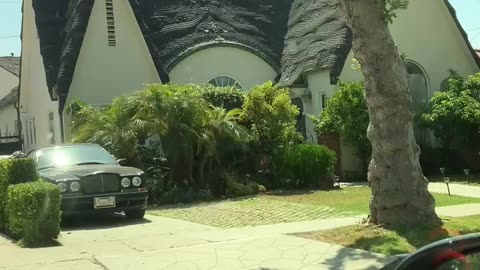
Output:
39 164 144 182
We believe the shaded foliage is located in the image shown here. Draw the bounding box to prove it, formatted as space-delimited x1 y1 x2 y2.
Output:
70 82 324 205
200 85 245 111
242 81 302 154
272 144 336 189
312 82 370 176
420 71 480 149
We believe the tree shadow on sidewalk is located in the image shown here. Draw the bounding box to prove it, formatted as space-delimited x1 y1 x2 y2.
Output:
61 212 151 231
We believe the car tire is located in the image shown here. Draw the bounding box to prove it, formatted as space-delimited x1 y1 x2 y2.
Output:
125 209 146 219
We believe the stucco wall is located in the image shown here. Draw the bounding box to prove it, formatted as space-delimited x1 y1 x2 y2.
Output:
321 0 480 176
339 1 479 88
168 46 278 91
391 0 479 92
0 67 19 137
66 0 161 107
0 106 17 136
19 0 61 152
0 68 17 98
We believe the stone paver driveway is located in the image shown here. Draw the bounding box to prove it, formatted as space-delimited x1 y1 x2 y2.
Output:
0 214 396 270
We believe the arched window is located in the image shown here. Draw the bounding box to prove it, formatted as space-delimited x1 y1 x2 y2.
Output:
208 76 242 89
406 61 429 145
440 78 449 92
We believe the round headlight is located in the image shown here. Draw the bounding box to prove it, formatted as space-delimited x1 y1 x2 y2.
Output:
132 177 142 187
57 183 67 193
70 181 81 192
121 177 131 188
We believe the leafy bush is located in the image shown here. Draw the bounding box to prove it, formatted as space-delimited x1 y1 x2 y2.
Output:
69 96 146 169
6 181 61 247
242 82 302 154
311 82 370 176
225 178 259 197
420 71 480 149
200 85 245 110
0 158 38 185
0 158 38 230
272 144 336 189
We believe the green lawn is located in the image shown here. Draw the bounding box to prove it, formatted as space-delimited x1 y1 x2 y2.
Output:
148 187 480 228
266 187 480 214
296 215 480 256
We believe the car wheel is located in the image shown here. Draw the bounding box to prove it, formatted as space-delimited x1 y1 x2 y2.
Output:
125 209 146 219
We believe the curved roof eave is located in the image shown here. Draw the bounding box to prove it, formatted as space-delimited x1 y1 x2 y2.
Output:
165 41 281 74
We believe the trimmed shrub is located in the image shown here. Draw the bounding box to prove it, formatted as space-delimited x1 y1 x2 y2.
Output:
272 144 336 189
200 85 245 110
6 181 61 247
0 158 38 185
0 158 38 230
0 172 6 230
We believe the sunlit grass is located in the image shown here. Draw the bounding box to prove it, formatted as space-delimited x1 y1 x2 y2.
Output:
296 215 480 256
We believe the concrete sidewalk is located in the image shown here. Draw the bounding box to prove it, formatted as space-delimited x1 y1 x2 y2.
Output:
436 203 480 217
0 214 396 270
428 182 480 198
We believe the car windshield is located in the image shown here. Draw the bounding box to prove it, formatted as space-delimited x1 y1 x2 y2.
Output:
36 145 116 169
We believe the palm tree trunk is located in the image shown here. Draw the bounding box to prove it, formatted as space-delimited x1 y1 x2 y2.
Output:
338 0 440 226
197 154 208 189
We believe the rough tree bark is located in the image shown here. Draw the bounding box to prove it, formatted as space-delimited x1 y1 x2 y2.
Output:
337 0 441 226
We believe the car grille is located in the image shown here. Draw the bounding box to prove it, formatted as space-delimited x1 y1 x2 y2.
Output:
81 173 120 194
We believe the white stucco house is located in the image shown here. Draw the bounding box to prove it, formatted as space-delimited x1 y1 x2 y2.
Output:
0 57 20 138
18 0 480 176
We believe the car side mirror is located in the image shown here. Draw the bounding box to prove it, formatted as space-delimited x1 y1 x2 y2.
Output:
117 158 128 166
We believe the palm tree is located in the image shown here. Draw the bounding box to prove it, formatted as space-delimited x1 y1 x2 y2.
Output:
135 84 212 186
69 96 146 169
196 107 251 188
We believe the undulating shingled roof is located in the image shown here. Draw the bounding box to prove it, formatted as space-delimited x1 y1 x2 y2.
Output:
279 0 351 86
30 0 480 112
32 0 94 107
0 87 18 108
0 57 20 109
0 57 20 76
129 0 292 73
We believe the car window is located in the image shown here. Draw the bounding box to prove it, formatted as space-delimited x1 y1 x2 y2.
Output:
36 145 116 169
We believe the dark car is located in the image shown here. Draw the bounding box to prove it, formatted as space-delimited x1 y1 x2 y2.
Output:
380 233 480 270
27 144 148 219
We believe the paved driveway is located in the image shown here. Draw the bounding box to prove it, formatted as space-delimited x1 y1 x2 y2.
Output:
0 214 396 270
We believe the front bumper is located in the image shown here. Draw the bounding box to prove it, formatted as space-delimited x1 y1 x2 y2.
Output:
61 191 148 216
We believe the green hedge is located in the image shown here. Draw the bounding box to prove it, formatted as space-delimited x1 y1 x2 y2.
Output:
0 158 38 230
0 158 38 185
272 144 336 189
200 85 245 111
6 181 61 247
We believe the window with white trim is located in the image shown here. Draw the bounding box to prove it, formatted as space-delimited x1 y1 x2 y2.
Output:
208 76 242 89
